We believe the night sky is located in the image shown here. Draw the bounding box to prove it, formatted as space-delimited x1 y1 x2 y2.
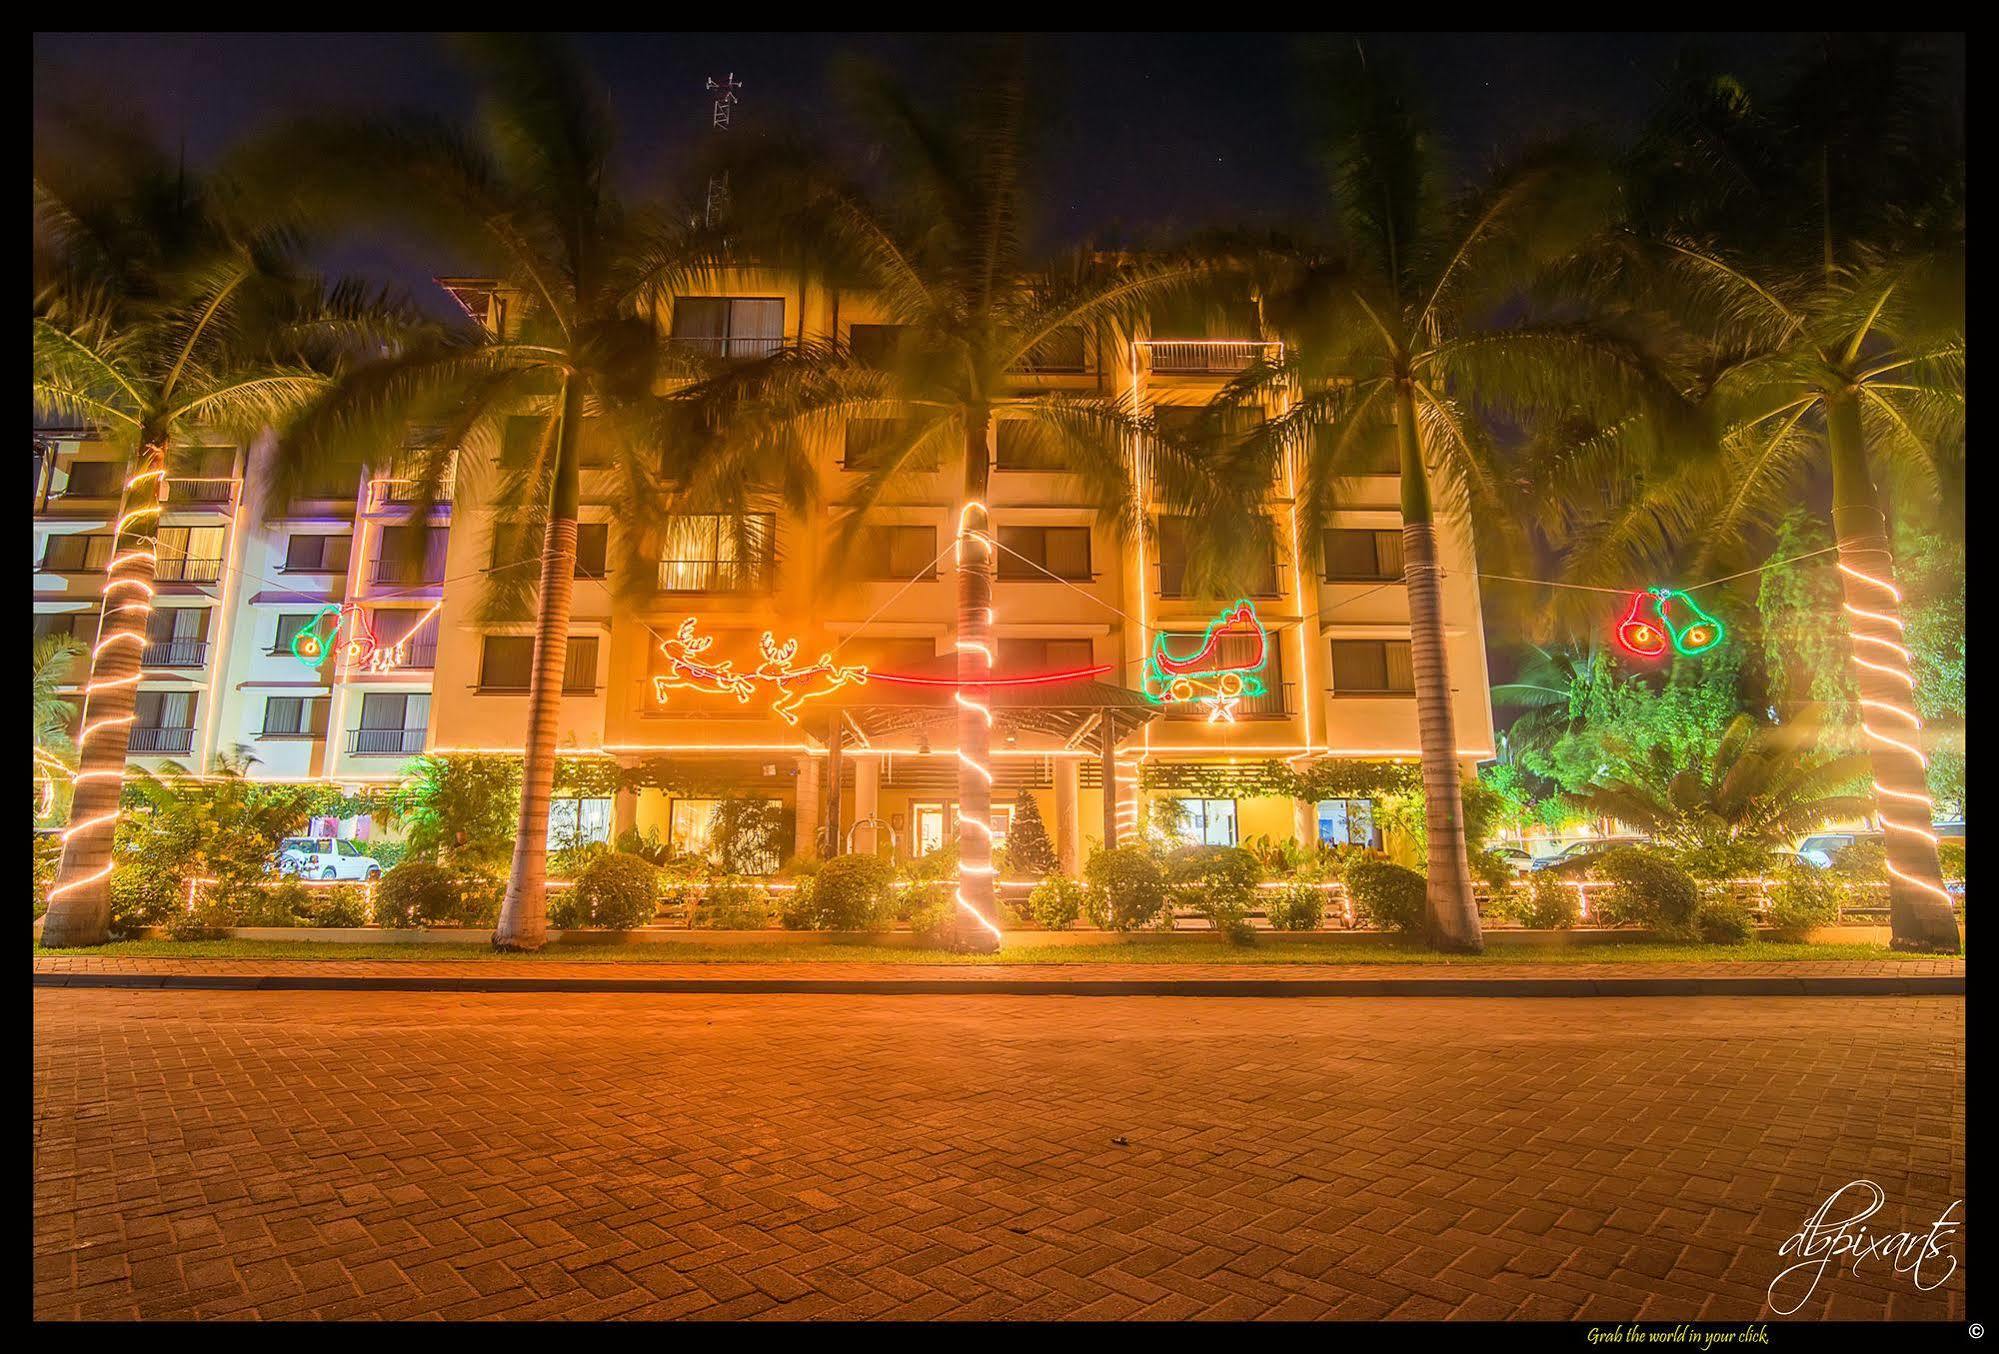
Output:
33 31 1917 316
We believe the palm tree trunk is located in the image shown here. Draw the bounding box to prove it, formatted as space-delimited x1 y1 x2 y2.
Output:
494 380 585 951
1394 384 1482 953
953 406 1001 951
1826 393 1959 952
40 445 166 948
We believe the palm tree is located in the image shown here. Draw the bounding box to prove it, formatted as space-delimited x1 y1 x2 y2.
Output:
246 35 722 950
678 45 1233 948
1206 46 1675 952
1568 39 1965 951
33 128 396 948
1577 707 1875 855
33 633 86 823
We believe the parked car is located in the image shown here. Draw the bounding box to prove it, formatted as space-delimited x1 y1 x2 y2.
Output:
1484 845 1536 874
275 837 382 881
1795 831 1883 869
1529 837 1647 871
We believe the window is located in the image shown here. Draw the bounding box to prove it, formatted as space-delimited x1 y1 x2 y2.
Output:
144 608 208 666
1321 529 1404 582
670 297 785 360
34 613 87 642
154 526 226 582
844 637 937 671
130 691 194 752
910 801 957 858
479 636 536 691
273 613 319 655
1012 326 1087 372
1330 639 1415 694
549 797 614 850
848 323 908 368
854 526 938 580
367 609 437 668
1158 633 1286 719
40 534 113 573
1174 798 1238 847
1314 424 1401 476
503 416 613 469
295 463 362 501
1155 516 1279 597
261 696 330 738
284 533 352 573
997 526 1091 580
490 522 609 578
374 525 447 584
353 692 429 755
60 460 122 496
563 636 600 693
1316 799 1378 848
994 421 1066 471
656 514 774 592
996 638 1095 675
843 418 938 472
989 803 1014 849
668 798 722 856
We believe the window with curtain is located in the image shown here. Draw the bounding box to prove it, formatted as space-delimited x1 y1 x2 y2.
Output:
284 533 351 572
154 526 225 581
1316 798 1378 848
261 696 330 737
490 522 609 578
375 525 448 584
549 797 614 849
667 799 722 855
996 637 1096 675
843 418 938 472
60 460 122 496
1330 639 1416 693
272 613 318 654
854 526 938 580
656 514 774 592
563 636 600 693
1321 528 1405 581
997 526 1092 580
479 636 536 690
1174 798 1238 847
1155 516 1279 597
40 534 114 572
669 297 785 359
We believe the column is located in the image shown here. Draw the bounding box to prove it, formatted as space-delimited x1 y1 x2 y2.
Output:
853 757 881 856
1292 797 1316 848
1100 718 1119 849
1055 757 1081 876
614 785 638 842
793 754 821 860
823 717 844 855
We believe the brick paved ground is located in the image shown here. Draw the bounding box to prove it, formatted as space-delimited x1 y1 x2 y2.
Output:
34 990 1964 1321
30 954 1969 983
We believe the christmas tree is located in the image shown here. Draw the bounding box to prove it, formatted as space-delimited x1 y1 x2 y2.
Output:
1007 787 1058 877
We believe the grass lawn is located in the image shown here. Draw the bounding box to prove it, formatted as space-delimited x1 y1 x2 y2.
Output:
30 936 1940 965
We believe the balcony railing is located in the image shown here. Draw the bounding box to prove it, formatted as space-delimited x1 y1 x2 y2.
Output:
348 727 427 755
360 637 437 671
370 559 445 586
375 477 455 506
165 478 235 504
656 559 773 593
1145 340 1271 375
153 557 223 584
142 639 209 668
669 335 785 361
1163 681 1293 721
128 726 195 754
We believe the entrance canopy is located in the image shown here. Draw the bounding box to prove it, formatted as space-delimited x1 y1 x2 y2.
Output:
824 656 1158 750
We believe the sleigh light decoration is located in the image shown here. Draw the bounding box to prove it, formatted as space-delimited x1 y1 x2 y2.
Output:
1142 599 1270 724
650 617 868 725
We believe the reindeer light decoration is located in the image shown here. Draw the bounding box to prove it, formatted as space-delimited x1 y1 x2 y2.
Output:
650 618 866 724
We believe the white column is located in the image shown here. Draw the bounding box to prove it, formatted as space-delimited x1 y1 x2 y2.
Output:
853 757 881 856
1293 797 1316 847
793 755 821 860
1055 758 1081 876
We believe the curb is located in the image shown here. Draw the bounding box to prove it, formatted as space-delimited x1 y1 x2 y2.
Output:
32 973 1966 998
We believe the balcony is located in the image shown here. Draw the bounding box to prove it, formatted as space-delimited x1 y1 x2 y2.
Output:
1163 682 1294 721
1146 340 1271 375
347 727 427 755
153 557 223 584
374 477 455 507
128 726 194 754
370 560 445 587
358 637 437 671
655 559 773 593
669 335 784 362
142 639 209 668
164 478 235 505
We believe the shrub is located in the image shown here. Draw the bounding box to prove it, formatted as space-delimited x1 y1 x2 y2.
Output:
1591 847 1700 937
1831 839 1887 881
307 883 371 928
1672 840 1772 882
108 862 183 933
1520 871 1582 929
1470 848 1522 922
33 832 62 920
1938 840 1965 884
1169 846 1265 944
790 853 895 932
448 870 506 927
1764 861 1842 940
906 893 954 942
695 877 773 929
553 853 659 930
1344 856 1426 935
365 840 407 872
374 860 453 929
1027 876 1087 930
548 838 612 880
897 877 952 924
1267 882 1326 932
1695 893 1757 945
1083 846 1169 933
231 877 311 927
